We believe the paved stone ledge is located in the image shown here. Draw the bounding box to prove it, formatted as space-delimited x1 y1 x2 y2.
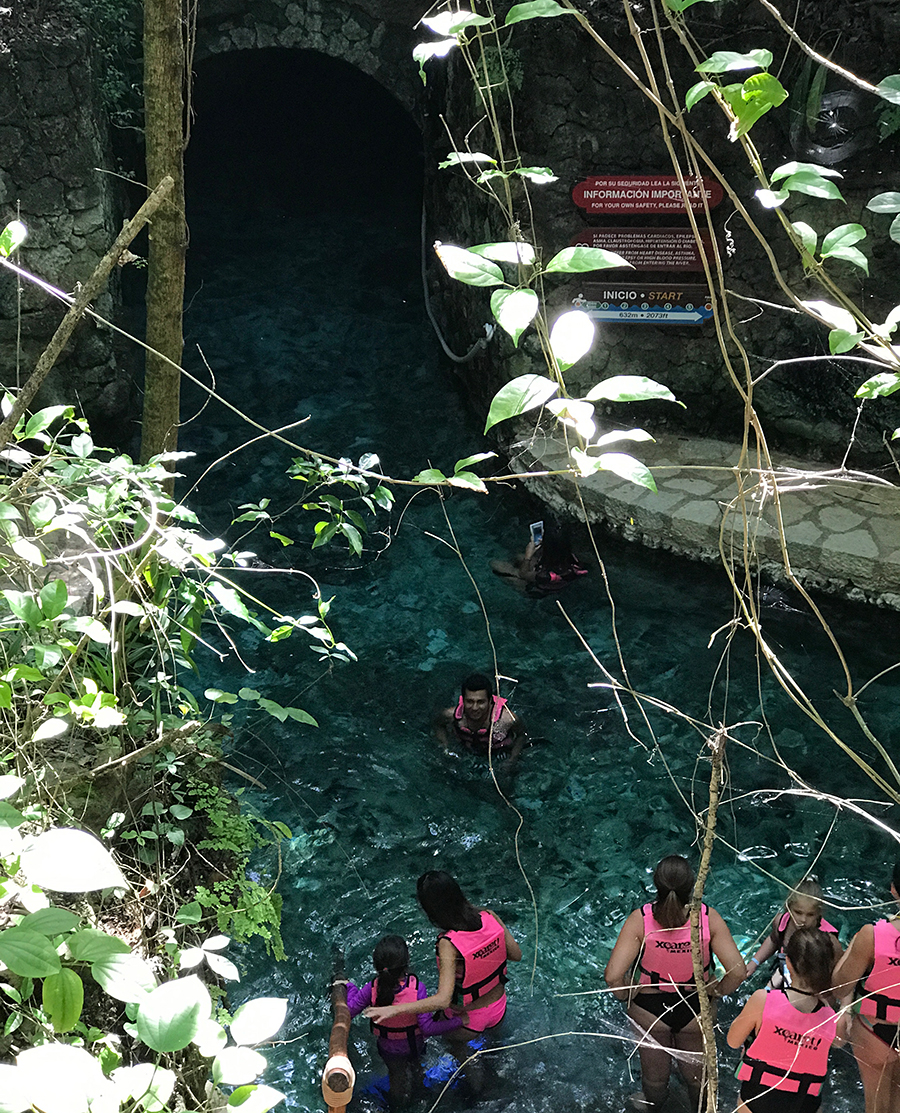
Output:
511 431 900 610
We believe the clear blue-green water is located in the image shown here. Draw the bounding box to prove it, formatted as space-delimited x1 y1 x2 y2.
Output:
176 195 900 1113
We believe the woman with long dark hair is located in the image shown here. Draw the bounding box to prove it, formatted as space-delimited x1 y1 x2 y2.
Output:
604 854 746 1110
365 871 522 1035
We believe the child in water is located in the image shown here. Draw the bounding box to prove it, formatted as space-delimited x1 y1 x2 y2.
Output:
347 934 464 1106
728 927 842 1112
746 879 842 988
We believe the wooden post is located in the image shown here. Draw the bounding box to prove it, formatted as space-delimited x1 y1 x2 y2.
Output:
321 952 354 1113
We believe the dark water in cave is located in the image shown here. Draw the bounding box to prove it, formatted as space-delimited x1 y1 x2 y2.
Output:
175 46 900 1113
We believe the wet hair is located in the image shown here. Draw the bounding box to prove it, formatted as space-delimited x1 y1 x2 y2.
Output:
652 855 695 929
372 934 409 1007
534 519 575 573
785 927 834 995
417 870 482 932
461 673 493 698
786 877 824 918
892 862 900 893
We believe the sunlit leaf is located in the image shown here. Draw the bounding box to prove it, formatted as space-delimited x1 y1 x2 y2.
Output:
756 187 789 209
412 468 448 484
21 908 80 935
866 191 900 213
213 1047 268 1085
42 968 83 1031
454 451 496 473
490 288 539 346
513 166 559 183
547 398 596 439
791 221 818 257
0 927 62 977
771 161 842 183
585 375 677 404
876 75 900 106
412 39 457 83
10 537 45 566
205 687 239 704
0 221 27 258
28 496 56 530
38 579 67 620
696 49 772 73
136 975 211 1053
227 1085 286 1113
856 372 900 399
544 246 631 273
16 1044 105 1113
422 10 492 34
67 929 131 962
20 828 126 892
593 428 655 448
782 169 844 202
505 0 576 24
484 374 558 432
801 300 858 334
0 1063 29 1113
447 471 488 493
437 152 497 170
0 774 24 800
205 951 241 981
23 405 70 439
230 996 288 1045
111 1064 176 1113
469 241 536 265
829 329 865 354
549 310 595 372
434 243 504 286
596 452 658 492
685 80 716 110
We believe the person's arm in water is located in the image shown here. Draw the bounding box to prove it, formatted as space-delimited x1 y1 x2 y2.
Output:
707 907 747 995
434 707 456 749
726 988 765 1048
604 909 644 1002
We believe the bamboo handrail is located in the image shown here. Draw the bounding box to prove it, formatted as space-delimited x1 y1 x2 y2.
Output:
321 952 355 1112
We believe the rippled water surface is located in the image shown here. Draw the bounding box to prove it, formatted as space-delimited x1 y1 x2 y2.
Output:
176 194 900 1113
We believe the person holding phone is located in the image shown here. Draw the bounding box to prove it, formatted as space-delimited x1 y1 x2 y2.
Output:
491 518 587 596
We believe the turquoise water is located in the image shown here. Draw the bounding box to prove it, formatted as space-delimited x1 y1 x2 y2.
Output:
176 196 900 1113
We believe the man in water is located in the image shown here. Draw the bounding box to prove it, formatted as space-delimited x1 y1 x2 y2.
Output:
436 673 526 765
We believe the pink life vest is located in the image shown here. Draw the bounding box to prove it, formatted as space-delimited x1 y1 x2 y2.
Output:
454 696 511 748
369 975 423 1054
637 903 711 991
859 919 900 1024
775 911 839 940
738 988 836 1097
441 911 508 1006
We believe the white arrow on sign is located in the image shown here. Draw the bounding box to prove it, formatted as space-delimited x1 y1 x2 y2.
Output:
584 308 708 323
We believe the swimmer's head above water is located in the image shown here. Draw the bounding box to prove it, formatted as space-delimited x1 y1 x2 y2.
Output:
459 673 494 725
417 870 482 932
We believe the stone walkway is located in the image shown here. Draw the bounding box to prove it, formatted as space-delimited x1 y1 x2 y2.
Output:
511 431 900 609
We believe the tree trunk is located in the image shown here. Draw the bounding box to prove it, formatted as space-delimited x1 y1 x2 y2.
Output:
140 0 186 482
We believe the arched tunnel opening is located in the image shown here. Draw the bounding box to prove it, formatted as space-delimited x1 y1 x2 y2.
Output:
185 47 424 215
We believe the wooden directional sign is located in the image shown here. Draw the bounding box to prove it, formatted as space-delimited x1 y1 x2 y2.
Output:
572 174 724 214
569 227 715 272
572 284 713 325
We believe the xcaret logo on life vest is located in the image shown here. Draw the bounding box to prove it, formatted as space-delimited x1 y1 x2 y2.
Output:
773 1026 822 1051
653 940 693 953
471 938 501 960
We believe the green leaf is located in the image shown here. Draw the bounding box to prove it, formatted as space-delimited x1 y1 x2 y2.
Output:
866 191 900 213
0 502 21 521
28 496 57 530
484 374 558 432
421 11 492 34
205 687 239 704
21 908 80 935
829 329 865 354
791 221 818 257
412 38 457 84
665 0 719 9
42 968 84 1031
821 223 866 254
282 706 318 726
732 72 787 136
755 187 790 209
230 997 288 1045
685 80 716 110
20 827 127 891
585 375 678 404
469 241 536 265
2 590 42 628
269 531 294 546
0 800 24 828
505 0 575 24
544 246 631 273
176 901 203 925
137 975 211 1053
454 451 496 473
597 452 658 492
169 804 192 820
341 522 363 555
437 151 497 170
821 244 869 274
513 166 559 183
490 288 539 346
23 404 70 439
0 927 62 977
227 1085 286 1113
69 433 93 459
434 243 504 286
0 220 27 258
876 75 900 106
311 521 338 548
771 161 842 183
447 471 488 493
64 615 110 644
594 428 655 448
696 49 773 73
111 1064 176 1113
782 169 844 202
38 579 68 620
68 929 131 962
411 468 448 484
213 1047 268 1085
238 687 261 701
856 373 900 400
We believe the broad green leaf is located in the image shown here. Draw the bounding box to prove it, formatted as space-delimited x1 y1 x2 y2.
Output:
341 522 363 555
20 828 127 892
454 451 496 473
205 687 239 704
544 246 631 273
0 502 21 521
856 372 900 399
570 447 606 477
469 241 536 265
586 375 677 404
447 471 488 493
23 405 70 439
791 221 818 256
437 152 497 170
597 452 658 492
732 72 787 136
21 908 80 935
283 706 318 726
32 718 70 743
109 599 145 616
2 590 41 628
16 1044 105 1113
876 75 900 106
230 996 288 1045
0 221 26 258
67 928 131 962
412 468 448 484
801 299 858 333
549 310 595 372
821 223 866 254
484 374 558 432
771 161 842 183
412 39 457 83
513 166 559 183
867 191 900 213
505 0 575 24
38 579 67 620
63 615 110 643
111 1064 176 1113
42 968 84 1031
0 774 24 800
239 687 261 701
829 329 865 354
490 288 539 346
755 187 789 209
0 682 11 710
213 1047 268 1085
422 10 492 34
696 49 773 73
594 428 655 448
176 901 203 925
434 243 504 286
209 581 254 622
194 1018 229 1057
821 245 868 273
227 1085 286 1113
28 496 56 530
205 951 241 982
0 800 24 828
0 927 61 976
136 975 211 1052
69 433 93 459
685 80 716 110
782 169 844 202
